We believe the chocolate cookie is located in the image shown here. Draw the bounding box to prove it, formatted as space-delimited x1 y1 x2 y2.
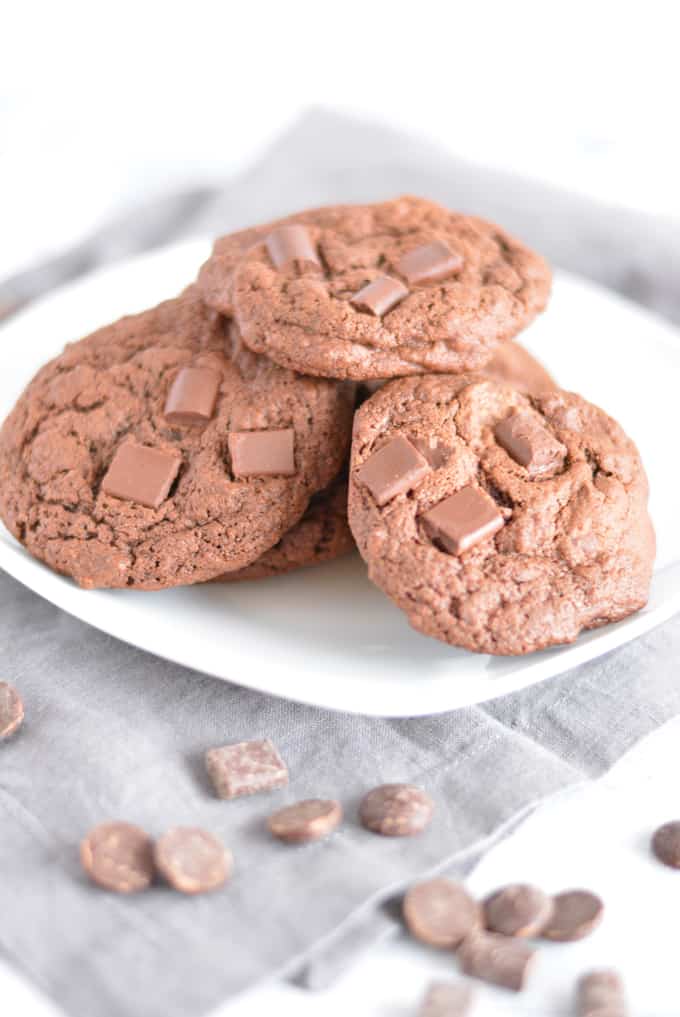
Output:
0 288 354 589
349 375 654 655
483 342 556 396
197 196 551 380
214 474 354 582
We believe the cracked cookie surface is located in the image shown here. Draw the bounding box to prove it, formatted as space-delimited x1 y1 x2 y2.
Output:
197 196 551 381
348 375 655 655
0 288 354 589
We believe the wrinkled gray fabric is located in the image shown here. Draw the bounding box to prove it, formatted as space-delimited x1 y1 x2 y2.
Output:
1 110 679 1017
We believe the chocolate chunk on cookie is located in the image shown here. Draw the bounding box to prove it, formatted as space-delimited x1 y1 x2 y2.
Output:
349 374 654 655
197 196 551 380
0 681 24 740
154 827 232 894
359 783 434 836
0 288 354 589
80 821 155 893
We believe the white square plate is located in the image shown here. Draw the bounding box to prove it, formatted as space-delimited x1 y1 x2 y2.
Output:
1 241 679 716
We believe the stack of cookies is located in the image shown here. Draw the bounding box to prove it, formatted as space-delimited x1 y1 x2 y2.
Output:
0 196 655 655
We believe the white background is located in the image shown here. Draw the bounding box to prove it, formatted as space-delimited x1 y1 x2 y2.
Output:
3 2 680 1013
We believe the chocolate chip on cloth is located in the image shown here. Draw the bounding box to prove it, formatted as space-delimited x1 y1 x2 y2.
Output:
197 196 552 380
359 783 434 837
0 287 354 589
154 827 233 894
348 374 655 655
0 681 24 740
403 878 481 948
80 821 155 894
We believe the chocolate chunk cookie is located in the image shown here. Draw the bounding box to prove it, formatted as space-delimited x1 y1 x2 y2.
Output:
214 473 354 582
0 288 354 589
197 196 551 380
483 342 556 396
349 375 654 655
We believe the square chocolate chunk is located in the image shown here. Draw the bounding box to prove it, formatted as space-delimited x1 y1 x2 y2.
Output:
421 486 503 555
397 241 463 285
495 412 566 477
101 443 182 509
228 429 295 478
350 276 409 317
205 739 289 799
265 225 321 273
164 366 221 425
357 435 430 506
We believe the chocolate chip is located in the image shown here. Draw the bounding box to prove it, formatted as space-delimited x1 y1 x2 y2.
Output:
101 443 182 509
652 820 680 868
577 970 627 1017
228 429 295 478
357 435 430 506
205 738 289 799
397 241 462 285
458 931 535 992
164 366 221 425
484 883 554 938
0 681 24 740
541 889 604 941
80 821 155 893
154 827 232 894
403 878 480 948
418 981 473 1017
265 225 321 273
359 784 434 837
267 798 343 844
350 276 409 316
421 486 504 555
495 412 566 476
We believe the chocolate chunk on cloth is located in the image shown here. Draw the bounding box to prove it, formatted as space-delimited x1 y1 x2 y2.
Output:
205 738 289 799
197 196 552 380
359 784 434 837
651 821 680 868
348 374 655 654
154 828 232 894
0 288 354 589
418 981 473 1017
0 681 24 740
403 878 480 948
80 822 155 894
268 799 343 844
578 970 627 1017
458 931 535 992
484 883 554 937
541 889 604 941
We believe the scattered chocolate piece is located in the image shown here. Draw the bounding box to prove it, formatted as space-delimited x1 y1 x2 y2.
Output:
267 798 343 844
458 931 535 992
357 435 430 507
359 784 434 837
577 969 627 1017
205 738 289 799
421 486 504 555
484 883 554 938
228 429 296 478
397 241 463 285
80 821 155 893
495 412 566 477
403 878 480 948
411 436 451 469
0 681 24 740
154 827 232 894
350 276 409 317
101 443 182 509
265 225 321 273
164 366 221 425
651 820 680 868
418 981 473 1017
541 889 604 941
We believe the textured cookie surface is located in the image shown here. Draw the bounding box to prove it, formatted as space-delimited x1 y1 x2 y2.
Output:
197 196 551 380
349 375 654 655
482 341 556 395
0 288 353 589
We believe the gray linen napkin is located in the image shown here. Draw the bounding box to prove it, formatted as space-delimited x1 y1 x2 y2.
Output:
1 110 680 1017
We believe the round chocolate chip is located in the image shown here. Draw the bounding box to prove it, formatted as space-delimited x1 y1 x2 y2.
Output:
0 681 24 740
154 827 232 894
652 821 680 868
403 878 480 948
484 884 554 938
268 799 343 844
541 889 604 942
359 784 434 837
80 821 155 893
